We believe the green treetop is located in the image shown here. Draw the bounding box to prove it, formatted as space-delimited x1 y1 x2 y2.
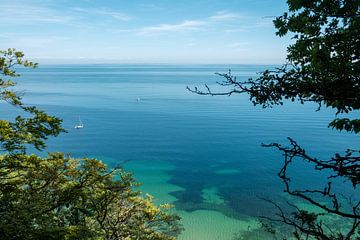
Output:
0 48 64 154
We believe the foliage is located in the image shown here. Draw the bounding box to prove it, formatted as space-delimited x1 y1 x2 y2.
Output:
0 153 180 240
0 48 181 239
0 48 64 154
188 0 360 239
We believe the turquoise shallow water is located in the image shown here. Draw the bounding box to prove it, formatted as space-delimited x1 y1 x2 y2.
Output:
2 64 359 239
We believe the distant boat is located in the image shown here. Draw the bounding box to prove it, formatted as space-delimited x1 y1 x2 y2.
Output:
74 117 84 129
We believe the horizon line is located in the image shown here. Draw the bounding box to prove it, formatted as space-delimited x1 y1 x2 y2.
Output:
30 59 284 66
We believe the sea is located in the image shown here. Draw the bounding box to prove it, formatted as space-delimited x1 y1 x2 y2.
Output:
2 64 359 239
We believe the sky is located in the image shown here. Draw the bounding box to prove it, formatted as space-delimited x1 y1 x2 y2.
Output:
0 0 291 64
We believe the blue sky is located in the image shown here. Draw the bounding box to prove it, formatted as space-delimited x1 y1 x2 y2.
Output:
0 0 290 64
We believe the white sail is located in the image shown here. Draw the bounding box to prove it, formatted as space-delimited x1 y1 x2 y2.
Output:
74 116 84 129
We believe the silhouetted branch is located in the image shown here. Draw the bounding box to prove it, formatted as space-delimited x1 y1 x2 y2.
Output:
257 137 360 239
186 70 249 96
262 138 359 220
260 198 359 240
187 66 360 114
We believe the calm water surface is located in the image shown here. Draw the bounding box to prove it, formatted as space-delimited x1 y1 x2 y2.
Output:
3 64 359 239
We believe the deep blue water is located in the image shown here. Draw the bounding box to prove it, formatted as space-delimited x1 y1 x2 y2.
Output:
2 64 359 236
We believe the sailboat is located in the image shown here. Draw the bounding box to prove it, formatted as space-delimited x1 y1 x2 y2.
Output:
74 117 84 129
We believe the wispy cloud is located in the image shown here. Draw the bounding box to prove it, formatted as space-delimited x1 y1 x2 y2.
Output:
135 10 246 35
0 4 71 25
0 3 132 28
72 7 132 21
138 20 206 35
0 3 72 25
209 11 245 21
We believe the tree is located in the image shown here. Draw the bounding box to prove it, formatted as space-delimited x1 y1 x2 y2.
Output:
0 49 181 239
0 48 64 154
188 0 359 239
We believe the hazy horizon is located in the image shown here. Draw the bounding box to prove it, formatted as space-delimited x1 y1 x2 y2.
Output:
30 60 285 65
